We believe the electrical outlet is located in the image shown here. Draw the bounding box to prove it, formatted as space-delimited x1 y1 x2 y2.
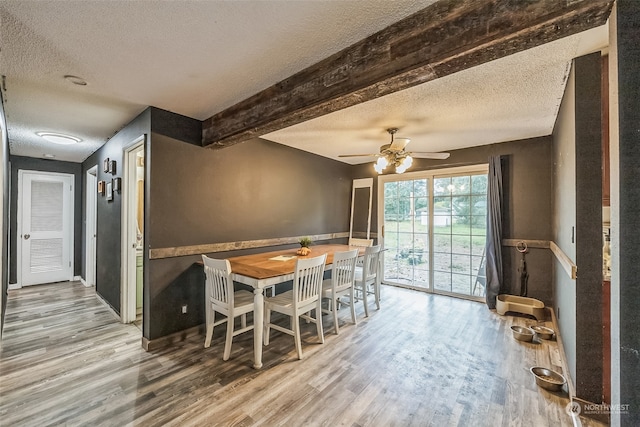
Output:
181 305 188 314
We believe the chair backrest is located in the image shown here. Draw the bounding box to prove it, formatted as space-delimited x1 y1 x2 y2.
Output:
362 245 382 282
202 255 234 308
293 254 327 308
331 249 359 292
349 238 374 247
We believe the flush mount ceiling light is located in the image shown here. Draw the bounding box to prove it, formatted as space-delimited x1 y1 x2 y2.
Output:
64 75 88 86
36 131 82 145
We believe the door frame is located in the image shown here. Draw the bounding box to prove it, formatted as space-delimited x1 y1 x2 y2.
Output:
17 170 75 287
120 135 145 324
84 166 98 287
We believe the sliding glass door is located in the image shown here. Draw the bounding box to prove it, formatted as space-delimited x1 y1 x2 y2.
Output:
380 165 488 300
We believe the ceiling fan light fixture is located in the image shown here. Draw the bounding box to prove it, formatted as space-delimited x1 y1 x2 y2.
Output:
36 131 82 145
395 155 413 174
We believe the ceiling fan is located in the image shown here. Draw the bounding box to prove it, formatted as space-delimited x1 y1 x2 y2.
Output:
338 128 450 174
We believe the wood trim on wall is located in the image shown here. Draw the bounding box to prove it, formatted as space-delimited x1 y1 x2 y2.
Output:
149 232 350 259
502 239 550 249
550 241 578 279
502 239 577 279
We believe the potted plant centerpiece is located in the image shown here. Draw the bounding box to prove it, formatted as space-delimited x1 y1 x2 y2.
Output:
297 236 312 256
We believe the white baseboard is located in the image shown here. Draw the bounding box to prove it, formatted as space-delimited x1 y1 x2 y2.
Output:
8 283 21 290
73 275 81 282
80 278 94 287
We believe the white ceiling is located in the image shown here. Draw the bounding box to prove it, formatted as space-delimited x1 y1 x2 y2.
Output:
0 1 608 164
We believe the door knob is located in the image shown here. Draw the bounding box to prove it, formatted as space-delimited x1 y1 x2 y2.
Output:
24 234 30 240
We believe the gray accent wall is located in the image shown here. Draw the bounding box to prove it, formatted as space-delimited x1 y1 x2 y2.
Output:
614 1 640 424
146 134 353 339
80 106 353 340
552 62 577 382
574 53 604 404
553 53 606 405
82 108 151 313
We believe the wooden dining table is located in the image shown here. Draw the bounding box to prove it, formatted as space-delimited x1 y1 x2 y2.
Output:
226 243 366 369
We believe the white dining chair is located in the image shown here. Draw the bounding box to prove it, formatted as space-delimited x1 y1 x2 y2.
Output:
354 244 382 317
202 255 255 361
348 238 374 247
321 249 359 334
263 253 327 360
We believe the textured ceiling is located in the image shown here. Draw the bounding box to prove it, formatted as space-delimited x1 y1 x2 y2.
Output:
0 1 607 163
264 25 609 164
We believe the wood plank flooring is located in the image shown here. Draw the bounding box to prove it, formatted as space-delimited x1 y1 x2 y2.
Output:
0 282 605 427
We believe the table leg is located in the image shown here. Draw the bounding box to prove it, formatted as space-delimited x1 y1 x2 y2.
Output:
253 288 264 369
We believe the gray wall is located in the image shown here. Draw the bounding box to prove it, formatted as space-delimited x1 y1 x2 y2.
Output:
353 136 554 304
9 156 83 284
553 63 577 381
615 1 640 423
146 134 353 339
80 106 353 340
574 53 604 403
82 108 151 313
553 52 606 405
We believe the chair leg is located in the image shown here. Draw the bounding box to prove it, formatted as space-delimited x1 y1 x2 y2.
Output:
293 316 303 359
264 307 271 346
362 283 370 317
374 281 381 310
204 305 214 348
316 302 324 344
223 316 234 361
332 297 340 335
349 289 357 326
241 313 247 329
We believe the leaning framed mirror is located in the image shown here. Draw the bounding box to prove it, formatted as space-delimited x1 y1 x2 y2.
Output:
349 178 373 245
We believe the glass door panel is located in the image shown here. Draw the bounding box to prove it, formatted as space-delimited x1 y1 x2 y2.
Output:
382 179 429 288
380 167 488 299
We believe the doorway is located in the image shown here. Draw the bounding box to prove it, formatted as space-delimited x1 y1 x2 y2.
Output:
17 170 74 287
121 136 145 326
85 166 97 287
378 165 488 300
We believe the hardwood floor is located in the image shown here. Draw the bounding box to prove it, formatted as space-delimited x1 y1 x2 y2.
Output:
0 281 605 427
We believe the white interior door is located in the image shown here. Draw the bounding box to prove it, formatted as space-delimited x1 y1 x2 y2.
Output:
85 167 97 287
19 171 74 286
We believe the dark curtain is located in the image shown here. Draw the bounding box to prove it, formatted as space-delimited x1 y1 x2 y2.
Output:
485 155 503 308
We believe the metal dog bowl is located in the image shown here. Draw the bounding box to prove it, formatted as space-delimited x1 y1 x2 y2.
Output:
530 367 566 391
531 325 555 340
510 325 535 342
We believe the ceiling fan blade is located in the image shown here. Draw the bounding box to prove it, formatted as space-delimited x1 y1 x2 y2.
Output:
338 153 380 158
409 152 451 160
389 137 410 151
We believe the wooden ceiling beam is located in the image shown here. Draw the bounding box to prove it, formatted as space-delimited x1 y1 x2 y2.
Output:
202 0 613 148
